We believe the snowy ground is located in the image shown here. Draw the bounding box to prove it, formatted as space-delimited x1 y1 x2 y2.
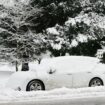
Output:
0 87 105 105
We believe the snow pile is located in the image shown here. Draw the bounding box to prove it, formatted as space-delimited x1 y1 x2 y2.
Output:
41 56 99 66
0 87 105 104
38 56 100 76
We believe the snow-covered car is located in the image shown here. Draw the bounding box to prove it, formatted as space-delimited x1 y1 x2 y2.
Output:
6 56 105 91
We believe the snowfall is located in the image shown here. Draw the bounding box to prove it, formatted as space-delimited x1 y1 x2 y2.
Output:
0 59 104 105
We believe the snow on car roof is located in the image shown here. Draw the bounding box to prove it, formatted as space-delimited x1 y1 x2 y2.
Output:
37 56 100 73
41 56 99 64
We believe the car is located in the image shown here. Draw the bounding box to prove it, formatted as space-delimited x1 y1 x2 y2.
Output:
6 56 105 91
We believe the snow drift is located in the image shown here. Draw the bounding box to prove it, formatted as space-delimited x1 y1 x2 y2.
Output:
0 87 105 105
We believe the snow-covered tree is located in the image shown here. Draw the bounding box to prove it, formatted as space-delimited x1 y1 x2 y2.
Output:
45 10 105 57
28 0 83 32
1 0 105 65
0 2 46 71
64 12 105 56
46 24 70 56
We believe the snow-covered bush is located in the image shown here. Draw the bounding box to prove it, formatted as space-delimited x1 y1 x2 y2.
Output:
63 11 105 56
46 24 69 56
45 9 105 57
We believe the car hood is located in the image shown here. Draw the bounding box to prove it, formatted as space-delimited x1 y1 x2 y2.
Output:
6 71 37 90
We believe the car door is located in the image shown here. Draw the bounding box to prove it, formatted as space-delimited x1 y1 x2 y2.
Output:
47 69 73 89
72 60 97 88
72 71 93 88
46 59 73 89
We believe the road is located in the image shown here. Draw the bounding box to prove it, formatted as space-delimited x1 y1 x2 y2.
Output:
1 95 105 105
0 86 104 105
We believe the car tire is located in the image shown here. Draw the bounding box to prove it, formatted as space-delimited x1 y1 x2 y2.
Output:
89 78 103 87
26 80 45 91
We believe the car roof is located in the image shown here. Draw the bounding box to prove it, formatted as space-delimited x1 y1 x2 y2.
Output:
41 56 99 64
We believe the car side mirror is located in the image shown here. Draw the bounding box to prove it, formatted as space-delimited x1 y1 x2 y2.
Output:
48 69 56 74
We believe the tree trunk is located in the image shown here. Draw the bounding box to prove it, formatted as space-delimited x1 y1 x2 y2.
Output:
16 61 18 72
21 62 29 71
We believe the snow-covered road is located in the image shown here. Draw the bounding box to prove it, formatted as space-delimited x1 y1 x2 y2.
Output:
0 87 105 105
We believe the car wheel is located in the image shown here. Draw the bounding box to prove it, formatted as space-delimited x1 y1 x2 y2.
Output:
89 78 103 87
26 80 45 91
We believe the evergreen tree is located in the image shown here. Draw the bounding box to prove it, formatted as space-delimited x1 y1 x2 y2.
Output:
29 0 82 32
